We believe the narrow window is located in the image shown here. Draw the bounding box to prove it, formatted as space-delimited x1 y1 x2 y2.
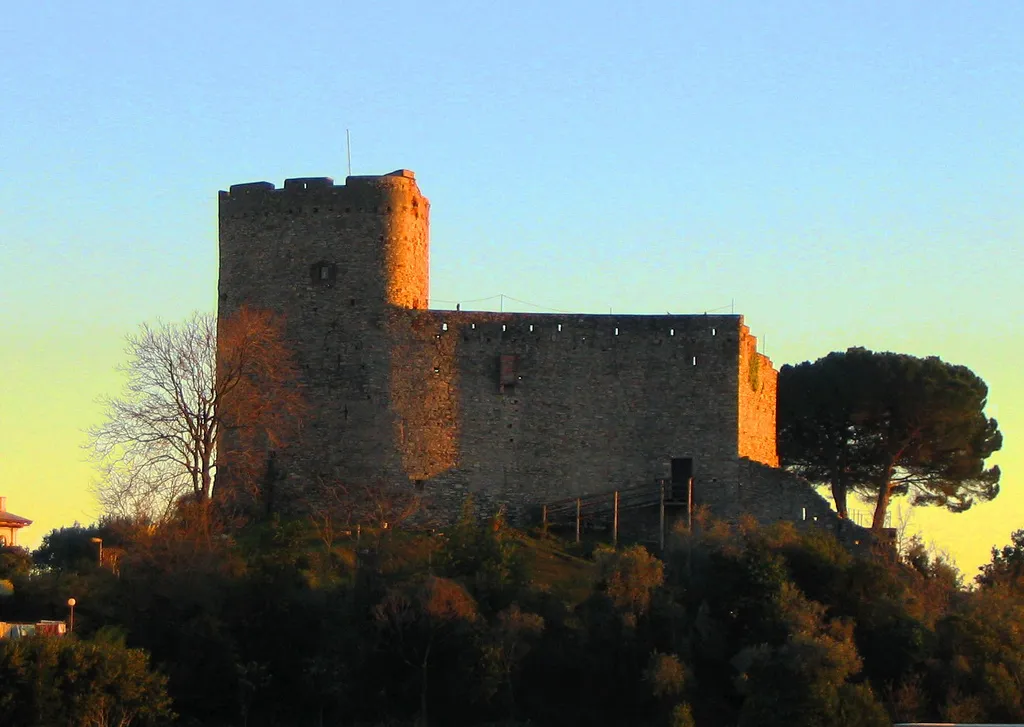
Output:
499 354 517 388
311 261 336 286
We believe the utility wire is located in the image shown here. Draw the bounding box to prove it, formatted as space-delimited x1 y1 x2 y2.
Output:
430 293 573 314
432 293 738 317
431 294 503 304
500 294 574 313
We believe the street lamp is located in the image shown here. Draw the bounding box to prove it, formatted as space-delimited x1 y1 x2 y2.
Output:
90 537 103 568
67 597 76 633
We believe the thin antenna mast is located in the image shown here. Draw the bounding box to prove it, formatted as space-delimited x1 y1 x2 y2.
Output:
346 129 352 177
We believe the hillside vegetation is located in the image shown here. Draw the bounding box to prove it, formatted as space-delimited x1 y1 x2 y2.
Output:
1 504 1022 727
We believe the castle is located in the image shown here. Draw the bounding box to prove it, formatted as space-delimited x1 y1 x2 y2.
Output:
218 170 839 529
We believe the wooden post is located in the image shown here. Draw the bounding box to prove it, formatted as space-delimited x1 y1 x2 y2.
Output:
687 477 693 532
576 498 582 544
687 477 694 580
613 491 620 548
659 482 666 552
542 504 548 534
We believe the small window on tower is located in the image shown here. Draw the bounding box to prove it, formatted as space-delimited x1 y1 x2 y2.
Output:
499 354 517 389
310 261 337 286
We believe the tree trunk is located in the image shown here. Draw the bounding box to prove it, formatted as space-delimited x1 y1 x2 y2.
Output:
419 658 429 727
830 480 849 518
872 481 892 531
201 448 212 502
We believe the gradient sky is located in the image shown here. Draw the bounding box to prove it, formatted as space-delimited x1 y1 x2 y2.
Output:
2 2 1021 575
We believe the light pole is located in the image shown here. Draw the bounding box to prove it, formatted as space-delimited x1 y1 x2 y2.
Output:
90 537 103 568
67 597 76 633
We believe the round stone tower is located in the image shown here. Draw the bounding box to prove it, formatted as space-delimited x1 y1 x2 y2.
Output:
219 170 428 318
217 170 430 503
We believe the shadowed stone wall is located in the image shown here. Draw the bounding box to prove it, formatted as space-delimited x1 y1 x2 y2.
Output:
389 310 743 520
218 172 429 498
217 170 829 528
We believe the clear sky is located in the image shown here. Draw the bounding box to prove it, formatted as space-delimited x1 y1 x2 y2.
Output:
2 2 1021 575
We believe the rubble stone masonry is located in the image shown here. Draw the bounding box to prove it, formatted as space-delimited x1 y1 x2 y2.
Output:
218 170 835 528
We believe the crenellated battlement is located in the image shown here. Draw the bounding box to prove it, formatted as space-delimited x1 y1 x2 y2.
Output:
222 170 419 197
399 309 741 354
219 171 428 219
217 167 809 530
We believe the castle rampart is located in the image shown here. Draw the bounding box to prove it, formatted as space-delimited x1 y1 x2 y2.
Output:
218 170 839 530
387 310 748 518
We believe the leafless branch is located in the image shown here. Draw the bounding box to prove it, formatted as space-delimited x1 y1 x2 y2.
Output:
87 308 304 523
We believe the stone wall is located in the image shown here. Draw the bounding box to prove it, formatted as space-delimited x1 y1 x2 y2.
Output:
218 170 830 531
735 457 834 523
217 172 429 498
737 325 779 467
735 459 893 554
390 311 744 520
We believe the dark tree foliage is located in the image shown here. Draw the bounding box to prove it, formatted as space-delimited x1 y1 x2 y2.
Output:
0 633 172 727
779 348 1002 529
0 545 32 580
437 497 528 615
31 518 139 574
976 528 1024 591
932 589 1024 722
9 513 1024 726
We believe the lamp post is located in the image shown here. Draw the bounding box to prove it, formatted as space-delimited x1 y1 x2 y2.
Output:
90 537 103 568
67 597 76 633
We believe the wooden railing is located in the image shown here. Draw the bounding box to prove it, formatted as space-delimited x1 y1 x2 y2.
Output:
538 479 692 550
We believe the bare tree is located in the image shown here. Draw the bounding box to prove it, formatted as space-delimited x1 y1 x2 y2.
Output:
374 576 480 727
307 480 357 557
307 478 425 555
88 307 303 522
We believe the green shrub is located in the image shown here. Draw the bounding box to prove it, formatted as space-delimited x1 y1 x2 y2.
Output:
0 634 172 726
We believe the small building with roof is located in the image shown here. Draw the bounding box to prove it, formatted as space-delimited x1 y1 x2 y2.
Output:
0 497 32 547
